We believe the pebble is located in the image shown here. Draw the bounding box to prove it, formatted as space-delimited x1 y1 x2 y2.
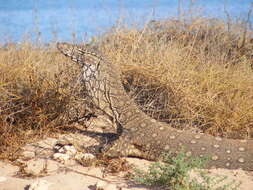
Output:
24 159 46 175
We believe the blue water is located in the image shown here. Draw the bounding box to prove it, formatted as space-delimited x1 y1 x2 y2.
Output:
0 0 252 43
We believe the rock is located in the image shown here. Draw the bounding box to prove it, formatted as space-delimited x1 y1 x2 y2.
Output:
53 143 77 156
74 152 96 166
62 145 77 155
36 138 58 149
52 144 78 164
21 144 36 152
27 179 52 190
75 152 95 161
24 159 46 176
45 160 59 174
21 151 36 160
53 153 71 163
19 138 56 163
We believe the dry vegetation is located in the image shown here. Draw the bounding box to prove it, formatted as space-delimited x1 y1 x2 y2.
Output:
100 17 253 138
0 17 253 160
0 43 87 160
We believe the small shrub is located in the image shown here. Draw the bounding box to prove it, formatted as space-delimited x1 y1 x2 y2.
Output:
132 152 240 190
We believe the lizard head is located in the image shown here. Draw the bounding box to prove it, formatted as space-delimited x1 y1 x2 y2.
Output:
57 42 102 81
57 42 101 66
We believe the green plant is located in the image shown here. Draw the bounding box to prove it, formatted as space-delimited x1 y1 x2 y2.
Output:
132 152 241 190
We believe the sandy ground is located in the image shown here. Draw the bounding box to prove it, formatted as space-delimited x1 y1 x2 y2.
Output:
1 117 253 190
1 157 253 190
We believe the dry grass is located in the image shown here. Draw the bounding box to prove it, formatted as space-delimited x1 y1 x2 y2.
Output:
100 17 253 138
0 43 87 160
0 17 253 160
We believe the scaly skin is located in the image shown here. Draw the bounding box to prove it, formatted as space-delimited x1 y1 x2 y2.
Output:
57 42 253 170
